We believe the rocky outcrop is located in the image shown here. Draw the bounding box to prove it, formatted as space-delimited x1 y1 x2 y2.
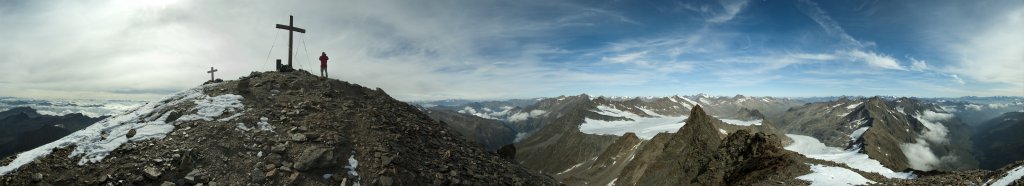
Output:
615 105 808 185
0 70 555 185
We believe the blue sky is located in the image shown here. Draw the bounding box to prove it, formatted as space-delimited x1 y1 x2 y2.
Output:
0 0 1021 101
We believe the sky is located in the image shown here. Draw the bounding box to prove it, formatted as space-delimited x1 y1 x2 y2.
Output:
0 0 1021 101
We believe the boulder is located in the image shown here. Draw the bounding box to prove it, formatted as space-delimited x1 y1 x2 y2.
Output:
293 147 338 171
290 133 307 142
126 129 137 139
143 166 161 179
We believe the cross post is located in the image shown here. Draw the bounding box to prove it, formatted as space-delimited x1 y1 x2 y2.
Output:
207 67 218 81
275 15 306 70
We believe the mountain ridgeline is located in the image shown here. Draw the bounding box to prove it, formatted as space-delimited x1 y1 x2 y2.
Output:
778 97 977 171
2 69 1023 185
426 94 1024 185
0 71 555 185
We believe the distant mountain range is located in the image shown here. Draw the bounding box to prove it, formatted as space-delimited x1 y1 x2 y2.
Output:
0 107 108 159
417 94 1024 185
0 97 144 118
3 90 1023 185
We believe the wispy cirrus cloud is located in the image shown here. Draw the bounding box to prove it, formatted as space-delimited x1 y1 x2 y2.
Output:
844 49 905 70
675 0 750 23
795 0 872 49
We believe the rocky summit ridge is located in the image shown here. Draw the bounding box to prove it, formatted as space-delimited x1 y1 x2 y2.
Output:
615 105 808 185
0 70 555 185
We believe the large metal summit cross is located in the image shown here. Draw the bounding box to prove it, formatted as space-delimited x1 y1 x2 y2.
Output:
275 15 306 71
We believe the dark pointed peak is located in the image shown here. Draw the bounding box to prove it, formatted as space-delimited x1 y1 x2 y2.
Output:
682 105 716 132
622 132 640 140
691 105 706 116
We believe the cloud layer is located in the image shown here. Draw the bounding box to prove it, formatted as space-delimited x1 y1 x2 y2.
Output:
0 0 1021 101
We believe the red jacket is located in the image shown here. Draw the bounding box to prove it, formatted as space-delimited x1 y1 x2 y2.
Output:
319 54 329 67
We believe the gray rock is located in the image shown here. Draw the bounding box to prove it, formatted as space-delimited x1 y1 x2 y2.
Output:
185 169 204 183
31 173 43 181
160 181 176 186
380 176 393 185
250 168 266 183
382 156 393 166
293 147 337 171
266 153 284 164
143 166 162 179
291 133 307 141
271 143 288 153
126 129 137 139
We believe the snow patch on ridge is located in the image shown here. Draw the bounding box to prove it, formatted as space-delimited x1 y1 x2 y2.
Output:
849 126 869 141
719 118 762 126
988 165 1024 186
558 162 586 175
785 134 916 179
846 102 863 110
0 85 245 175
580 105 687 139
797 164 876 186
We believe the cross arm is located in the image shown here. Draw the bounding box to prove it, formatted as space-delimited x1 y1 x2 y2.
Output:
275 24 306 33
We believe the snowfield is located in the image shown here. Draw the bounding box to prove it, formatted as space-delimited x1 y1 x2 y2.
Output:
785 134 916 179
988 165 1024 186
580 105 765 139
580 105 687 139
849 126 869 141
719 118 762 126
0 84 246 175
797 164 876 186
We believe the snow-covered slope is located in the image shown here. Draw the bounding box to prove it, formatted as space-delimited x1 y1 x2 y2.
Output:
580 105 687 139
0 84 242 174
785 134 916 179
0 71 556 185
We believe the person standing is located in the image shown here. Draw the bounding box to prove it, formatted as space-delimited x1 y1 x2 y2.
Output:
319 52 330 78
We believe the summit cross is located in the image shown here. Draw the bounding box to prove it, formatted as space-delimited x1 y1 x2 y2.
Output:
207 67 218 81
275 15 306 69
